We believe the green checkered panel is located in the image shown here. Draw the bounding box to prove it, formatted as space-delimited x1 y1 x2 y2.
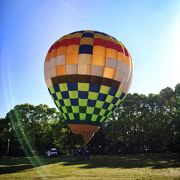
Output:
48 82 126 126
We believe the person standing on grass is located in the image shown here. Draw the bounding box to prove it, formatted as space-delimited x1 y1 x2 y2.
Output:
85 146 90 160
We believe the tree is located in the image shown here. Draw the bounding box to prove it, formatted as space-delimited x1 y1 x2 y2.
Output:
0 83 180 156
4 104 63 156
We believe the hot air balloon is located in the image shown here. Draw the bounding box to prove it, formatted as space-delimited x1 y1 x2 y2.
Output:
44 30 133 144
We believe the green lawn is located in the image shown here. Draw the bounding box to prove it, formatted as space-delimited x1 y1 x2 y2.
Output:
0 154 180 179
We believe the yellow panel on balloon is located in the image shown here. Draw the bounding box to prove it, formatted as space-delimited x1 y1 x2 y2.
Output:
94 34 105 39
69 33 82 38
104 36 112 42
80 38 93 45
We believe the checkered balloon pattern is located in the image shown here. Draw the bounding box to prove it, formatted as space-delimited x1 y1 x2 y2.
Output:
44 30 133 126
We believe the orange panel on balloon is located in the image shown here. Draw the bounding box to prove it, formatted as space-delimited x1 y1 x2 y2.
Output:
103 67 115 79
125 56 131 65
92 54 105 66
45 53 50 61
57 46 67 56
56 65 66 75
93 46 106 56
106 48 117 59
66 54 78 64
67 45 79 54
117 52 125 62
50 49 57 59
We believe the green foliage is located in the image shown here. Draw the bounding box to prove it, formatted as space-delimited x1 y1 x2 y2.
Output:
0 84 180 156
99 84 180 153
0 104 83 157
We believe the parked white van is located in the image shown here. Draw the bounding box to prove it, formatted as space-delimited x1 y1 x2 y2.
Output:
46 148 58 157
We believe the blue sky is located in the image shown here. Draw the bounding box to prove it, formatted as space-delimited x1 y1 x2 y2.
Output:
0 0 180 117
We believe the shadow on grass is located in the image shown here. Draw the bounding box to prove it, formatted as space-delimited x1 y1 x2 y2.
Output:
0 153 180 175
0 157 61 175
0 164 33 174
62 153 180 169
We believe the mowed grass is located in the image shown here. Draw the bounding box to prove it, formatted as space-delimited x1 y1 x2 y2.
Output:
0 154 180 179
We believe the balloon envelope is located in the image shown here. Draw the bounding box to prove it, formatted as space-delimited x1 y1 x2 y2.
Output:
44 30 133 143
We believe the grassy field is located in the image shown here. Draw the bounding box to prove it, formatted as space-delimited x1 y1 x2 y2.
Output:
0 153 180 179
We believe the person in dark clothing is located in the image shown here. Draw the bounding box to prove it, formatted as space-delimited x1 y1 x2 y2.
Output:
73 148 78 160
73 146 90 160
85 146 90 160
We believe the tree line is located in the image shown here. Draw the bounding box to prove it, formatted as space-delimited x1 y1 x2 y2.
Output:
0 83 180 157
